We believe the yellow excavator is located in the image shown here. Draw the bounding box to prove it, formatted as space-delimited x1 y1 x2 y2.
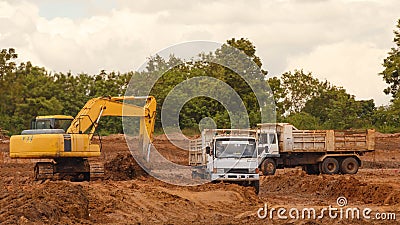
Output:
9 96 156 181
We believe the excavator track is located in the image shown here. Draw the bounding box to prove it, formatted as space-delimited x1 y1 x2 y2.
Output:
34 162 54 180
33 159 104 181
89 162 104 180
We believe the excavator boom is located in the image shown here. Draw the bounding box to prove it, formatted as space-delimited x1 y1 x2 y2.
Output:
67 96 156 141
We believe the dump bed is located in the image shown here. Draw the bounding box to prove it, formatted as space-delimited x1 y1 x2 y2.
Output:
189 139 204 166
276 124 374 153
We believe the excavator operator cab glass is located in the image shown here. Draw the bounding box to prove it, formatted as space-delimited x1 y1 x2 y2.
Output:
33 119 51 129
53 119 73 131
31 116 73 132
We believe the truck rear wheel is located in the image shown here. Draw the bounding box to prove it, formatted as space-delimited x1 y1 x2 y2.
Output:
321 158 339 174
341 157 359 174
261 158 276 175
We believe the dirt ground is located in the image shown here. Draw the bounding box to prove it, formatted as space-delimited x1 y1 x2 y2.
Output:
1 133 400 224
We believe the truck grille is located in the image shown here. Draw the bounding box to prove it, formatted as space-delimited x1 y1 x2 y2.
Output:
227 169 249 174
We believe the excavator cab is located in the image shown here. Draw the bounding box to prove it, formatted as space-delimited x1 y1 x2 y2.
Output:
31 115 74 132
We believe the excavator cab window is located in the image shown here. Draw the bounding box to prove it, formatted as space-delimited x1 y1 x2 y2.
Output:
54 119 73 131
31 118 73 132
34 119 52 129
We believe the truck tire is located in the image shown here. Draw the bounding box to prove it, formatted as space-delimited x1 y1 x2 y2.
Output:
253 180 260 194
304 164 320 175
261 158 276 175
321 158 339 175
341 157 359 174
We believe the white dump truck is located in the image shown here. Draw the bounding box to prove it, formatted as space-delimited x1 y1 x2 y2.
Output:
256 123 375 175
189 129 260 193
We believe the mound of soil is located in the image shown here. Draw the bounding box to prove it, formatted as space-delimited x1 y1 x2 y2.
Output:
87 178 262 225
363 161 400 169
0 182 89 224
375 132 400 151
104 153 147 180
262 171 400 205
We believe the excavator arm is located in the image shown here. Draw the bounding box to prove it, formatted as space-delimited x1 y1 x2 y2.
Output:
67 96 156 141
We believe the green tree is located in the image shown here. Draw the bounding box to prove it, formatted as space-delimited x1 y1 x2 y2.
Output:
269 70 329 115
304 87 375 129
270 70 376 130
381 19 400 98
143 38 270 130
226 38 266 74
0 48 137 134
373 98 400 133
0 48 17 79
285 112 321 130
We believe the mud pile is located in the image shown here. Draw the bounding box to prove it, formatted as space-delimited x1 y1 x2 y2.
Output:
375 132 400 151
188 181 261 204
262 170 400 205
104 153 147 180
87 178 262 224
362 161 400 169
0 182 89 224
153 138 189 165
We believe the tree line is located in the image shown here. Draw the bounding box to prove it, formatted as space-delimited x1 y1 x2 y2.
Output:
1 19 400 135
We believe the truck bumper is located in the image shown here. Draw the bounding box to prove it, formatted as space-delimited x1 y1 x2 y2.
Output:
211 173 259 181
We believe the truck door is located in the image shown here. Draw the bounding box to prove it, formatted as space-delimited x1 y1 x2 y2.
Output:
258 133 278 155
268 133 279 155
258 133 268 155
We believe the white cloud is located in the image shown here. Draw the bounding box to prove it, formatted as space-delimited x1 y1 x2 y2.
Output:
0 0 399 105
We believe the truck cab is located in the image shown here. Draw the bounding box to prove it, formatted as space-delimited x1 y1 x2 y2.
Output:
208 136 259 181
190 129 260 193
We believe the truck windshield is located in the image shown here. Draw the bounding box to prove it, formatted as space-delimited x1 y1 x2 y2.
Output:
215 138 256 158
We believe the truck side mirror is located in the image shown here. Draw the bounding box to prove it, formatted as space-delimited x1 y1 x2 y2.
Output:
206 146 211 155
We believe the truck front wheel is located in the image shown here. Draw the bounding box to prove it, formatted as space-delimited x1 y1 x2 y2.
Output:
341 157 359 174
253 180 260 194
321 158 339 174
261 158 276 175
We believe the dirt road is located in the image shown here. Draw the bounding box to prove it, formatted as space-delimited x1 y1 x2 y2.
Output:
1 133 400 224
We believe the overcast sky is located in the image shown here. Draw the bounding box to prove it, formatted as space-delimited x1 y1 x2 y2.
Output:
1 0 399 106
